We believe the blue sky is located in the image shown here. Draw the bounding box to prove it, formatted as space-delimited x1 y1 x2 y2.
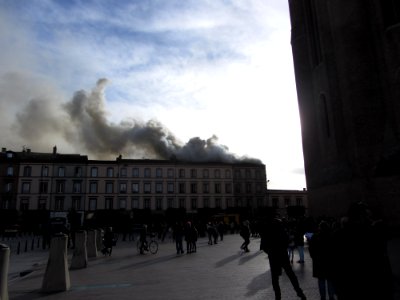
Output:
0 0 306 189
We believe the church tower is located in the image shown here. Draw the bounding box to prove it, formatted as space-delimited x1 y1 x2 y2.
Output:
288 0 400 226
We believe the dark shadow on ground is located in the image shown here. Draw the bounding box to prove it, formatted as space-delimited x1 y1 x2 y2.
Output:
214 253 242 268
116 253 180 270
245 270 271 297
9 289 66 300
238 250 264 265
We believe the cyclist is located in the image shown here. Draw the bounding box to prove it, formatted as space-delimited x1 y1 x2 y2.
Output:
139 224 148 254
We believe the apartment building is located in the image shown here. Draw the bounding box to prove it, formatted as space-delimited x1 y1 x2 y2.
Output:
266 189 308 217
2 147 88 211
0 148 267 215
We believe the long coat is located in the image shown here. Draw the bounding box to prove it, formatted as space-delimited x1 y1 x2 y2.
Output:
260 219 290 277
309 230 334 279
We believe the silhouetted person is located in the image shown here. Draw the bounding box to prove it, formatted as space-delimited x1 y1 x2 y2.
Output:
294 218 306 263
190 223 198 253
212 221 219 244
260 217 307 300
103 227 114 256
332 202 393 300
207 222 214 245
41 221 51 249
174 221 184 255
239 220 251 252
230 221 236 234
309 221 335 300
68 208 81 249
287 227 296 264
217 221 225 241
139 224 148 254
184 221 197 253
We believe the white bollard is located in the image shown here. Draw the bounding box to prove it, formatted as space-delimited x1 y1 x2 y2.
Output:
70 230 88 270
87 230 98 258
0 244 10 300
41 234 70 293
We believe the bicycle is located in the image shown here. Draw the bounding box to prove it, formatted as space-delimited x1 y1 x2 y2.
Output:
136 233 158 254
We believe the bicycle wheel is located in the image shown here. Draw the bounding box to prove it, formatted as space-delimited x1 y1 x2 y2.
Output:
149 241 158 254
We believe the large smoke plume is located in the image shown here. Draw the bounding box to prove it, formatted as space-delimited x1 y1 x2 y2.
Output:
1 75 261 164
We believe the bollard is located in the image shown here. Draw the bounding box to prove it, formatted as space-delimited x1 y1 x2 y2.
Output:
0 244 10 300
86 230 98 258
31 238 34 251
41 234 70 293
70 230 88 270
17 241 20 255
24 240 28 252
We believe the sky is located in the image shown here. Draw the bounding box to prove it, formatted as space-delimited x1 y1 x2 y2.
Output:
0 0 306 190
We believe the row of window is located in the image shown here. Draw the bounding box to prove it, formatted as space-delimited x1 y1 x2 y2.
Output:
5 195 305 211
8 165 263 179
271 197 303 207
18 181 264 195
15 196 265 211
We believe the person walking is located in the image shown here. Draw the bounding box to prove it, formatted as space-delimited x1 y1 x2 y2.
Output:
139 224 148 254
207 222 214 245
294 218 306 263
103 226 114 256
185 221 196 253
260 217 307 300
212 221 219 244
309 221 336 300
239 220 251 252
217 221 225 241
174 221 185 255
189 222 198 253
287 227 296 264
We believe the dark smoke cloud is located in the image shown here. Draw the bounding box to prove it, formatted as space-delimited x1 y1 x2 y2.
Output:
3 76 261 164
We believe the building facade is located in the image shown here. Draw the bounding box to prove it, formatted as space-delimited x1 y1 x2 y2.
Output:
0 148 267 216
288 1 400 226
267 189 308 217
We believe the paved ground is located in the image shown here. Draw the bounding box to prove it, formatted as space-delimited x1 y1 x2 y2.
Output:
4 233 400 300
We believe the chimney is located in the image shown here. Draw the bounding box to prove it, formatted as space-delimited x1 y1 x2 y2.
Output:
53 145 57 155
1 148 6 153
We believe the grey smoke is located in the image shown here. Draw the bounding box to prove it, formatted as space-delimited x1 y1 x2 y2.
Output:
3 75 261 164
0 72 73 150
